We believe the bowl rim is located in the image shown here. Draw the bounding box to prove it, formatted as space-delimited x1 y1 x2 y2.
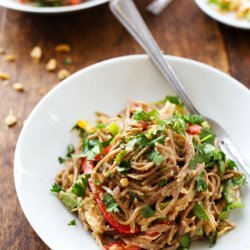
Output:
0 0 109 14
14 54 250 249
194 0 250 30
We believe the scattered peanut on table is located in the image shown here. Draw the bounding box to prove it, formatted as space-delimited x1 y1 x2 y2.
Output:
58 69 70 80
30 46 42 62
5 111 18 127
46 58 57 72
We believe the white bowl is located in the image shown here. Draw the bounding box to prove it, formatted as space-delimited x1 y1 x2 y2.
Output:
0 0 109 14
195 0 250 29
14 55 250 250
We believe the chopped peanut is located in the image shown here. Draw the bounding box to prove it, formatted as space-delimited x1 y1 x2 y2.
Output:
13 83 24 92
30 46 42 62
46 58 57 71
0 72 10 80
4 54 16 62
5 111 17 127
55 44 71 53
58 69 70 80
120 178 129 187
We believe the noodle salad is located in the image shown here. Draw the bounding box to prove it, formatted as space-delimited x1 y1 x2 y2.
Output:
51 96 245 250
208 0 250 21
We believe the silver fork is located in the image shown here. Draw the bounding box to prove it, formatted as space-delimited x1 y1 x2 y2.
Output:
109 0 250 177
146 0 173 16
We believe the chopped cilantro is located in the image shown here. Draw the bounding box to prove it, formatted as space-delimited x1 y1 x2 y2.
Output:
130 191 136 202
71 174 90 198
50 183 62 193
147 150 164 165
199 128 215 144
58 156 65 164
66 144 75 157
117 160 131 175
68 219 76 226
194 203 209 221
96 123 106 130
227 159 237 169
141 207 155 218
158 180 168 187
125 137 137 151
132 109 159 122
162 95 183 106
81 139 101 160
180 234 191 249
93 178 100 185
195 172 208 192
209 230 218 247
183 114 204 125
102 192 119 213
232 174 246 186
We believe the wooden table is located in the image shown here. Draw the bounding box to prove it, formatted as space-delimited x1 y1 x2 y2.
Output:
0 0 249 249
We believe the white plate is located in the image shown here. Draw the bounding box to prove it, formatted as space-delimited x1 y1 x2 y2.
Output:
195 0 250 29
0 0 109 14
14 55 250 250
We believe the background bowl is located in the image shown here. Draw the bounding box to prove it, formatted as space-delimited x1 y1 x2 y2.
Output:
14 55 250 250
0 0 109 14
195 0 250 29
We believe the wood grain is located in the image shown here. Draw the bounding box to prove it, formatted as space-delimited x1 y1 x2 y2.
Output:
0 0 249 249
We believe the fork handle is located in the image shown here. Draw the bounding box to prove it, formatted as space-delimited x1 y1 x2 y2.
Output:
110 0 199 114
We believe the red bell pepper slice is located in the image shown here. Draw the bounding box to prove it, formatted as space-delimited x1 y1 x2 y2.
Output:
186 124 202 135
141 120 148 129
81 158 140 235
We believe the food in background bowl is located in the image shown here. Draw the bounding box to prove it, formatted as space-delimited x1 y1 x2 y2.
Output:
208 0 250 21
18 0 84 7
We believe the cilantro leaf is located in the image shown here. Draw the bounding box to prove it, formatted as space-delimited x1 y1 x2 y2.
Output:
102 192 119 213
158 180 168 187
183 114 204 125
68 219 76 226
58 156 65 164
82 139 101 160
209 230 218 247
71 174 90 198
50 183 62 193
162 95 183 106
180 234 191 249
141 207 155 218
195 172 208 192
66 144 75 157
227 159 237 169
232 174 246 186
117 160 131 175
96 123 106 130
194 203 209 221
132 109 159 122
199 128 215 144
130 191 137 202
125 137 137 151
147 150 164 165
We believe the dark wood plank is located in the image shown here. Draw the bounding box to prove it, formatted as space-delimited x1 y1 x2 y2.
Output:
221 26 250 88
0 0 237 249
